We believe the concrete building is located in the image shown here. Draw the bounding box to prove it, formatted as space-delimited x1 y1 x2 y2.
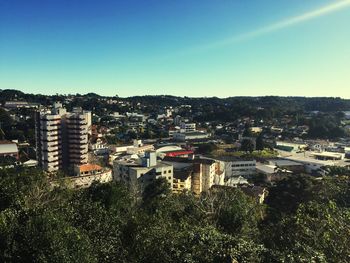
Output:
312 151 345 161
113 151 173 190
35 103 89 173
268 159 305 173
214 156 257 178
162 156 225 195
173 131 210 141
180 122 196 132
275 141 307 152
72 107 92 134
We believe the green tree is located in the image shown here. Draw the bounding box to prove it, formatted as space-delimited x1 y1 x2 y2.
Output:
240 139 255 153
264 201 350 263
255 134 265 150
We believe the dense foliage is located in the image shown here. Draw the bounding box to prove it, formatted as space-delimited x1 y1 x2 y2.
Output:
0 168 349 262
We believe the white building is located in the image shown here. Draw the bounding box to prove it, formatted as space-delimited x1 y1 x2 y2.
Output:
162 156 225 194
173 131 210 141
213 156 256 178
113 151 173 190
275 141 308 152
180 122 196 133
35 103 89 173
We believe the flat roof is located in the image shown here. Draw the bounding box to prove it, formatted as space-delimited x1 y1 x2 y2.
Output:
163 156 216 165
270 159 304 166
211 155 255 162
0 142 18 154
78 164 102 172
312 152 344 157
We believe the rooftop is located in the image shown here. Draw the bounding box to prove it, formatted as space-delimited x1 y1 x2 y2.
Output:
78 164 103 172
0 141 18 154
162 156 216 165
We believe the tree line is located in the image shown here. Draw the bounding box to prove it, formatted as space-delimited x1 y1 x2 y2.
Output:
0 167 349 262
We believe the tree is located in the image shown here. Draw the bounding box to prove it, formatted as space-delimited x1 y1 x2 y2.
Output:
240 139 255 153
264 201 350 263
255 134 265 150
197 143 218 154
142 177 171 203
265 175 316 220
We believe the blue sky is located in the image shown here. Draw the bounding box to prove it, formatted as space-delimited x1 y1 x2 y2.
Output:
0 0 349 98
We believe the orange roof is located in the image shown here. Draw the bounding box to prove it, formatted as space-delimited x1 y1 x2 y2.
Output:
79 164 102 172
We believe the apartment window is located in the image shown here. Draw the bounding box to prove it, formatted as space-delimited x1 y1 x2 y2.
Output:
163 170 167 174
168 170 171 173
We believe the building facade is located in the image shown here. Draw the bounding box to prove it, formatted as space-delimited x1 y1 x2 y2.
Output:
35 103 90 173
113 151 173 191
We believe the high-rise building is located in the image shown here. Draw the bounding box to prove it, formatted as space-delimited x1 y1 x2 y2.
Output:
35 103 90 173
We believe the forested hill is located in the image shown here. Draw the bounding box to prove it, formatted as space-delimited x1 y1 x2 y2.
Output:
1 89 350 112
125 96 350 112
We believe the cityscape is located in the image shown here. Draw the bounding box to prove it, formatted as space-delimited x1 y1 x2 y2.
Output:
1 1 350 262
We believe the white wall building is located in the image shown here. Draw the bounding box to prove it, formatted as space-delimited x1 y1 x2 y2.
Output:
173 131 210 141
35 103 89 173
180 122 196 132
214 157 256 178
113 151 173 190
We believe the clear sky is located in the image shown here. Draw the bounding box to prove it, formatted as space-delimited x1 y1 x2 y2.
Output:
1 0 350 98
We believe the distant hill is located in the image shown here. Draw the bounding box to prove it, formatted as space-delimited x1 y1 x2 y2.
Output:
1 89 350 112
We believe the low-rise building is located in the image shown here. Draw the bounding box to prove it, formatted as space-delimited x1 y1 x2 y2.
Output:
312 151 345 161
113 151 173 190
52 163 113 189
268 159 305 173
180 122 196 132
162 156 225 195
173 131 210 141
214 156 256 178
275 141 307 152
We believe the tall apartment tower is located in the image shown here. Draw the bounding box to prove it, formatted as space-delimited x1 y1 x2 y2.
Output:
35 103 90 173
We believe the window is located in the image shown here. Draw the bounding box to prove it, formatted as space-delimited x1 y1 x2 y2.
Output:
168 170 171 173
